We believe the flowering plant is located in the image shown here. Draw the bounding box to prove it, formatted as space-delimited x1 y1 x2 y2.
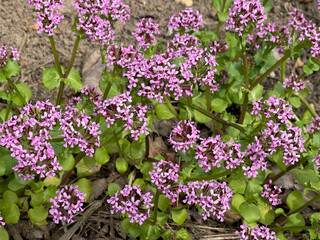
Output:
1 0 320 239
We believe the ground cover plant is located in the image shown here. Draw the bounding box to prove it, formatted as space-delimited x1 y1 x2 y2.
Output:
1 0 320 239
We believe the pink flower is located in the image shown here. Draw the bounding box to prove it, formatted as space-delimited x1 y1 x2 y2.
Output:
168 8 203 32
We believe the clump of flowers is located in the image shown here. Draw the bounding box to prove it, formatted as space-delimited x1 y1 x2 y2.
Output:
312 150 320 170
182 180 233 221
209 39 229 55
107 185 154 225
133 18 160 51
283 73 305 92
195 135 244 172
27 0 65 36
226 0 267 36
149 160 182 202
168 120 200 153
49 185 86 224
261 180 282 206
236 224 278 240
251 96 295 123
168 8 203 32
309 117 320 133
0 45 19 67
0 211 4 229
72 0 130 45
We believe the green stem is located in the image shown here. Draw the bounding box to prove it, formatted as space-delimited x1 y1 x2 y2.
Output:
281 60 286 81
153 190 160 225
49 36 63 77
163 94 179 118
215 0 227 36
60 152 85 186
95 82 112 123
206 85 224 135
7 78 27 105
239 54 249 124
271 226 313 232
295 93 318 118
5 101 12 121
186 169 233 181
262 0 269 6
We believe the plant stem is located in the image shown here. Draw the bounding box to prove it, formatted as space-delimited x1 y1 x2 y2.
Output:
163 94 179 118
215 0 227 36
60 152 85 186
185 169 233 181
239 53 249 124
6 78 27 105
262 0 269 6
281 60 286 81
5 101 12 121
49 36 63 77
206 85 224 135
295 93 319 118
271 226 313 232
153 190 160 225
95 82 112 123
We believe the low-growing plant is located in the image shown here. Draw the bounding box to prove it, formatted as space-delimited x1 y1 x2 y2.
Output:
1 0 320 239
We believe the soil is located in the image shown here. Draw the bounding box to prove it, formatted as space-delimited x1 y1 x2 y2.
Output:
0 0 320 239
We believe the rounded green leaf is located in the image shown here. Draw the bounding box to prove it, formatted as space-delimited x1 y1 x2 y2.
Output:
258 204 275 225
116 157 128 173
239 202 260 223
130 141 146 160
42 65 62 90
63 67 83 92
28 205 48 224
158 194 171 212
107 183 121 196
121 218 140 239
4 59 20 78
43 176 61 187
172 208 188 225
283 213 305 233
73 178 93 202
155 103 176 120
0 72 6 83
0 227 9 240
176 228 191 240
288 96 301 108
3 190 18 204
30 192 44 207
60 153 75 171
231 193 246 214
133 178 146 190
0 108 13 121
211 98 228 113
286 190 304 212
94 147 110 165
0 201 20 224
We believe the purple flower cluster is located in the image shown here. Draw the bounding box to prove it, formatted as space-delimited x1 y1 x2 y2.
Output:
261 180 282 206
209 39 229 55
251 96 295 123
60 99 101 157
27 0 65 36
168 8 203 32
0 211 4 229
247 23 291 52
107 185 154 225
309 117 320 133
283 73 305 92
226 0 267 36
49 185 86 224
0 45 19 67
168 120 200 153
149 160 182 202
312 150 320 170
236 224 278 240
96 92 149 140
132 18 160 51
182 180 233 221
289 9 320 59
0 101 62 181
81 85 102 105
195 135 244 172
72 0 130 45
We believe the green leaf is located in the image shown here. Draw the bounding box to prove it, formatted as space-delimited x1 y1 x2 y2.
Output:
249 84 263 101
0 72 6 83
42 65 62 90
73 178 93 202
301 105 315 124
231 194 246 214
15 83 32 104
286 190 304 212
211 98 228 113
258 204 275 225
3 190 18 204
176 228 192 240
133 178 146 190
8 178 24 192
43 176 60 187
172 208 188 225
30 192 44 207
121 218 140 239
4 59 20 78
63 67 83 92
244 181 263 202
284 213 305 233
288 97 301 108
76 158 98 177
0 108 13 121
43 185 57 203
309 212 320 239
217 12 229 22
0 201 20 224
158 194 171 212
107 183 121 196
94 147 110 165
229 180 246 194
155 103 176 120
28 205 48 224
116 157 128 173
130 141 146 160
275 232 288 240
60 153 75 171
291 168 320 187
239 202 260 223
0 228 9 240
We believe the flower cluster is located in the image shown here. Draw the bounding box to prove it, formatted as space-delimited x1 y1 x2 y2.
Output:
72 0 130 45
49 185 86 224
0 45 19 67
149 160 182 202
104 43 139 67
309 117 320 133
27 0 65 36
107 185 154 225
209 39 229 55
236 224 278 240
182 180 233 221
289 9 320 59
283 73 305 92
168 120 200 153
60 100 101 157
261 180 282 206
0 211 4 229
195 135 244 172
168 8 203 32
133 18 160 51
312 150 320 170
96 92 149 140
0 109 62 181
226 0 267 36
251 96 294 123
81 85 102 106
